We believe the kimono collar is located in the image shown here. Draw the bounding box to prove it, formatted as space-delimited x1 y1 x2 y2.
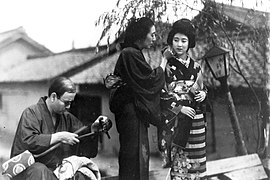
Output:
130 43 142 50
121 42 142 51
176 55 190 68
38 97 50 112
37 97 56 133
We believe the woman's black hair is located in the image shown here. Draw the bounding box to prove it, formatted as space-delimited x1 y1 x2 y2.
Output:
122 17 154 48
48 76 76 98
167 18 196 48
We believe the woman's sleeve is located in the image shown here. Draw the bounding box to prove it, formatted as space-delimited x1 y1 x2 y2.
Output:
120 50 165 95
197 70 204 90
194 65 208 99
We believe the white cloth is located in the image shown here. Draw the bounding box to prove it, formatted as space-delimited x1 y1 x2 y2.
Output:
54 155 101 180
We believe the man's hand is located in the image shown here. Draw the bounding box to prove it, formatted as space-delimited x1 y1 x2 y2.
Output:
51 131 79 146
91 116 112 133
60 132 80 145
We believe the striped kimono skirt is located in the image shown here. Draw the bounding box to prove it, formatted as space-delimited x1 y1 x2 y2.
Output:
170 111 206 180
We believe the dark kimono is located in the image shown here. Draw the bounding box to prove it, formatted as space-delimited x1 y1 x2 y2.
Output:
112 45 165 180
159 56 207 180
10 97 97 180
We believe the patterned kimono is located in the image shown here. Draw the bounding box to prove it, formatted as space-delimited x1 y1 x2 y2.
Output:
159 55 207 180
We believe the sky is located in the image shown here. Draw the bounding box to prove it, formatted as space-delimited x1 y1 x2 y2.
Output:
0 0 269 53
0 0 118 53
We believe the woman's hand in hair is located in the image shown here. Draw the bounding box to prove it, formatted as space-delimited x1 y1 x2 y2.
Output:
162 46 174 60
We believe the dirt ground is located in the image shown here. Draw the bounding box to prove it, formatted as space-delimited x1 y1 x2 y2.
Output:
92 152 166 178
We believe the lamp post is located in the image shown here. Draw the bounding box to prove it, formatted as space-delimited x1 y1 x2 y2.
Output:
204 46 248 155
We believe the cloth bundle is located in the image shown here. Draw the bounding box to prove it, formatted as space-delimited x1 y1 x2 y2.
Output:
1 150 35 178
54 155 101 180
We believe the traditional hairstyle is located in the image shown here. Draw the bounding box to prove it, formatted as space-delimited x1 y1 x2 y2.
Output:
122 17 154 48
48 77 76 97
167 18 196 48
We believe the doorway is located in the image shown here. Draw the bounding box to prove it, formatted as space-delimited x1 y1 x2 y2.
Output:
70 93 101 126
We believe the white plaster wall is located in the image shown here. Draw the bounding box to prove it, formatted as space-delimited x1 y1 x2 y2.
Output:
0 82 48 152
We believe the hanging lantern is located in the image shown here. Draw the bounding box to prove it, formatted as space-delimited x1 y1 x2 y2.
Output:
203 46 230 80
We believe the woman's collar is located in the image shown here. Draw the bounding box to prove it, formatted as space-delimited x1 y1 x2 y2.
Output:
176 55 190 67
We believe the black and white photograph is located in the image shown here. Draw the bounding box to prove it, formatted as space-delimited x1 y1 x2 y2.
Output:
0 0 270 179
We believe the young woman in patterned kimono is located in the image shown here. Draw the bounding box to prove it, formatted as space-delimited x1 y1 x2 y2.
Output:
159 19 207 180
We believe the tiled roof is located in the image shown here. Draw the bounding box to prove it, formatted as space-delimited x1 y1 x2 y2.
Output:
0 27 53 55
0 49 105 83
71 52 119 84
0 37 265 89
216 3 269 29
190 39 266 88
189 2 269 88
82 35 265 88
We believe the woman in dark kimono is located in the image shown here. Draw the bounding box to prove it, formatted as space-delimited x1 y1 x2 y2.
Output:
111 17 167 180
159 19 207 180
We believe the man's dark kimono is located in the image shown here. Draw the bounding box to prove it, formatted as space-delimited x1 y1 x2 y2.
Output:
10 97 98 180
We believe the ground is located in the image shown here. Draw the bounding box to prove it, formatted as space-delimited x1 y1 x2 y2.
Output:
92 152 166 178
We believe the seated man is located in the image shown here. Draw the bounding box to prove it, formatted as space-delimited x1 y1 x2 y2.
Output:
10 76 107 180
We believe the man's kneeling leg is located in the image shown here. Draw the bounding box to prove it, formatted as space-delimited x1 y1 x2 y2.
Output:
12 162 57 180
